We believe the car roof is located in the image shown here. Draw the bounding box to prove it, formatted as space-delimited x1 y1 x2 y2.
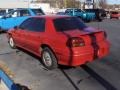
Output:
9 8 42 11
31 15 71 19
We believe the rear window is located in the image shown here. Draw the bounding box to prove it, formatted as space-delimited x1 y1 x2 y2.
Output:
53 17 87 32
31 9 45 15
111 12 118 14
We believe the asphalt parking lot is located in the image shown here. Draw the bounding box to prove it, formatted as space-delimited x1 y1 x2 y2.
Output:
0 19 120 90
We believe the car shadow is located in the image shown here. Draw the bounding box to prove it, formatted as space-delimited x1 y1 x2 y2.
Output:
17 47 75 71
16 47 43 64
81 65 117 90
0 31 7 34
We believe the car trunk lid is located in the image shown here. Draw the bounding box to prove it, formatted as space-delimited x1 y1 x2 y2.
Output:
63 27 105 45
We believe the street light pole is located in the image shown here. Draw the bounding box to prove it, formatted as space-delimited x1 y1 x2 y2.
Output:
93 0 95 9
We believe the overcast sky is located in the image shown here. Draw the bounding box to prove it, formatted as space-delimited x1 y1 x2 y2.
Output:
107 0 120 4
0 0 120 4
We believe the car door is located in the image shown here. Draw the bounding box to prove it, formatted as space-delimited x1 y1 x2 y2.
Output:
24 18 45 55
13 18 34 48
74 9 82 17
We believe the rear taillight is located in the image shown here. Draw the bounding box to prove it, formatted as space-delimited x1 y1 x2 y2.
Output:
104 31 107 38
67 37 85 47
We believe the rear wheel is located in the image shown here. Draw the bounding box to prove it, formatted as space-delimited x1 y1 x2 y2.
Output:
9 37 16 49
85 19 90 23
0 27 2 33
98 18 102 22
41 47 58 70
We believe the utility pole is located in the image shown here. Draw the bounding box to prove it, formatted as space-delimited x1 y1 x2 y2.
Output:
93 0 95 9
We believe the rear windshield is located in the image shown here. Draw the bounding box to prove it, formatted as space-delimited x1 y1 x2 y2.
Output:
31 9 45 15
53 17 87 31
111 12 118 14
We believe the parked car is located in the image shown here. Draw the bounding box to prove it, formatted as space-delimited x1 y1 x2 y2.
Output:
56 12 65 15
110 11 120 19
58 8 95 22
0 8 45 31
84 9 106 21
56 9 66 15
7 15 110 70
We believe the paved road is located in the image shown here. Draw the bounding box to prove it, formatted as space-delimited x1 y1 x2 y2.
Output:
0 19 120 90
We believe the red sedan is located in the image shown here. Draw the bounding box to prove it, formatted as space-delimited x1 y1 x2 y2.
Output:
7 15 110 69
110 11 120 19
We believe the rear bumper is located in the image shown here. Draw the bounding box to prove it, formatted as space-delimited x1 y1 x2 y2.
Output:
111 15 119 18
56 40 110 66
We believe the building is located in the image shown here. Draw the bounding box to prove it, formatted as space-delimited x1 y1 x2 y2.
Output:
0 1 29 8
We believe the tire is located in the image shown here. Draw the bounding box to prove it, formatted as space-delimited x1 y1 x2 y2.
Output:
85 19 90 23
98 19 102 22
9 36 16 49
0 27 2 33
78 16 83 21
41 47 58 70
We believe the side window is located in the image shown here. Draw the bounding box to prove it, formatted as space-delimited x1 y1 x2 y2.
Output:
11 11 18 17
65 10 69 14
65 9 72 14
19 18 34 29
5 10 19 18
5 10 14 18
30 18 45 32
19 18 45 32
19 10 30 17
0 10 6 15
75 9 82 13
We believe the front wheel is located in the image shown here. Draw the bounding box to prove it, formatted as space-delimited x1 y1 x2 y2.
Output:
9 37 16 49
85 19 91 23
41 47 58 70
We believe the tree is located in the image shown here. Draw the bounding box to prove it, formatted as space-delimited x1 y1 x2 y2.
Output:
98 0 107 8
35 0 81 8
